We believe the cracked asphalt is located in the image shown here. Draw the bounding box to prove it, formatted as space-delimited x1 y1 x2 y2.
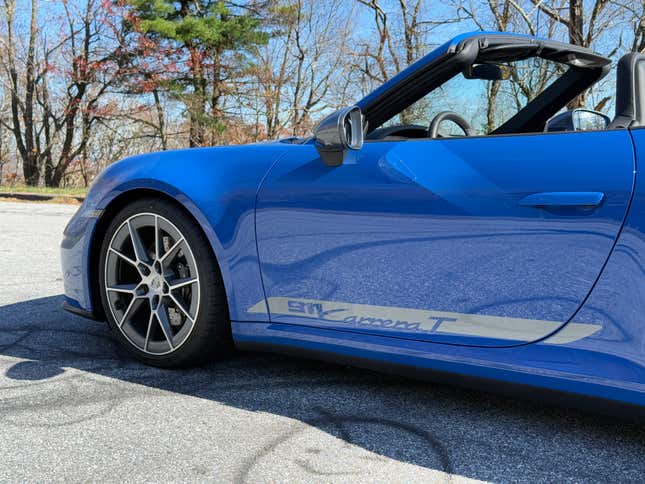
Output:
0 201 643 483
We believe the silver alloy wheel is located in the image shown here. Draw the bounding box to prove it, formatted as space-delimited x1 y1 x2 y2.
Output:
104 213 200 355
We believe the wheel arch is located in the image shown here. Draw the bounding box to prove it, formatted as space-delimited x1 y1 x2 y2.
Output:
88 187 230 322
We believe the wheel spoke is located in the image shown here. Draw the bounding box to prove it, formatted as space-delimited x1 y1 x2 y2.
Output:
154 215 160 261
159 237 184 264
156 302 175 349
106 283 138 294
120 297 143 327
168 277 198 290
144 312 154 352
109 247 137 268
169 293 195 323
128 219 150 263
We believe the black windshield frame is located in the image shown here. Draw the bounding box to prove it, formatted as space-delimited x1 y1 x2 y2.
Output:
356 33 611 135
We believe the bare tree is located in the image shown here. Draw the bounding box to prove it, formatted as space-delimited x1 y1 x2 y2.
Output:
2 0 39 184
354 0 467 123
528 0 628 107
244 0 352 139
0 0 639 188
0 123 8 185
459 0 560 130
614 0 645 53
0 0 120 186
289 0 352 134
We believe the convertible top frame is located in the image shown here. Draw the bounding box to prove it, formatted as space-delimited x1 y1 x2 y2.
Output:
356 32 611 135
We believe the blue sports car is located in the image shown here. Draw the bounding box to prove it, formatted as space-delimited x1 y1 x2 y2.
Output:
61 32 645 412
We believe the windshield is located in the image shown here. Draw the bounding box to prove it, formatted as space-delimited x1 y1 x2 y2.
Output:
380 56 567 135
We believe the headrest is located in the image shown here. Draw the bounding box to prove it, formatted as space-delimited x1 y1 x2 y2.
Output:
610 53 645 129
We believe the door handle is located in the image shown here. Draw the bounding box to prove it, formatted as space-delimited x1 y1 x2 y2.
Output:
518 192 605 208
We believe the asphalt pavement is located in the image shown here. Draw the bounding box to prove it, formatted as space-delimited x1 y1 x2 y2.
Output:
0 200 643 483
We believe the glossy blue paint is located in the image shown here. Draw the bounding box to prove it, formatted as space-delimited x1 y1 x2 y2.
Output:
231 321 645 406
565 127 645 387
61 143 289 321
60 31 645 408
231 128 645 408
255 130 634 347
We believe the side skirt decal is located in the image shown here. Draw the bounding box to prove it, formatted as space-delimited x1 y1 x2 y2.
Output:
248 297 601 345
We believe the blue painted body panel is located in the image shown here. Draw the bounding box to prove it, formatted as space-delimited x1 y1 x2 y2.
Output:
235 128 645 406
231 321 645 406
60 31 645 408
566 128 645 389
61 143 289 321
255 131 634 347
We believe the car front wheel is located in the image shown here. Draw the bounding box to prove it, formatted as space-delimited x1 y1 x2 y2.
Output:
98 197 232 367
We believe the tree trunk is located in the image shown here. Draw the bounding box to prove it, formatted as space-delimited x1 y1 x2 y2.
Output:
567 0 585 108
153 89 168 150
487 80 501 132
188 46 206 147
210 47 223 145
22 0 39 184
4 0 40 185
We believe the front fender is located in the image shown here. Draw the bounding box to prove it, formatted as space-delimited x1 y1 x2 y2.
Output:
63 144 288 322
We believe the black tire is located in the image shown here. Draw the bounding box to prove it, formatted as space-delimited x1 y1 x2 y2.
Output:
98 197 232 367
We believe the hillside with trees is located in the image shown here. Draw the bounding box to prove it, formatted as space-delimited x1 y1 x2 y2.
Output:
0 0 643 187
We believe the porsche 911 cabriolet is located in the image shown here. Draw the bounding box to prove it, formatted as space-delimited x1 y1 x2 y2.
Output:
61 32 645 413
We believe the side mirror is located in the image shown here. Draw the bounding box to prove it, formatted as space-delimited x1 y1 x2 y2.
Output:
546 109 610 132
313 106 364 167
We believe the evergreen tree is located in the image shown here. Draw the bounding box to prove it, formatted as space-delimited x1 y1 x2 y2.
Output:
124 0 268 146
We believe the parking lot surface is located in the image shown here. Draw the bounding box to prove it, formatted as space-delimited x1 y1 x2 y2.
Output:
0 201 644 483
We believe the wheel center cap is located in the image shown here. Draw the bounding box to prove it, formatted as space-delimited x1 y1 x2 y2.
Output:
150 275 163 291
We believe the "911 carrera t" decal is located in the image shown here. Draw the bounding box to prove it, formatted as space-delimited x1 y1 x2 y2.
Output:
247 297 601 345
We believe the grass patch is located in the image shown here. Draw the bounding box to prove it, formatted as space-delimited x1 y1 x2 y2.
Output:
0 184 87 196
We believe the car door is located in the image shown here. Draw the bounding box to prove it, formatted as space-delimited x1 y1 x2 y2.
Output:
253 130 634 347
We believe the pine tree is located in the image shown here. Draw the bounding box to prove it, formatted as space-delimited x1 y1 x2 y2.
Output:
124 0 268 146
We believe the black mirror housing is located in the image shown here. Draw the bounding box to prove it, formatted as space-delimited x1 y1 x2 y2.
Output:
313 106 364 167
464 63 512 81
